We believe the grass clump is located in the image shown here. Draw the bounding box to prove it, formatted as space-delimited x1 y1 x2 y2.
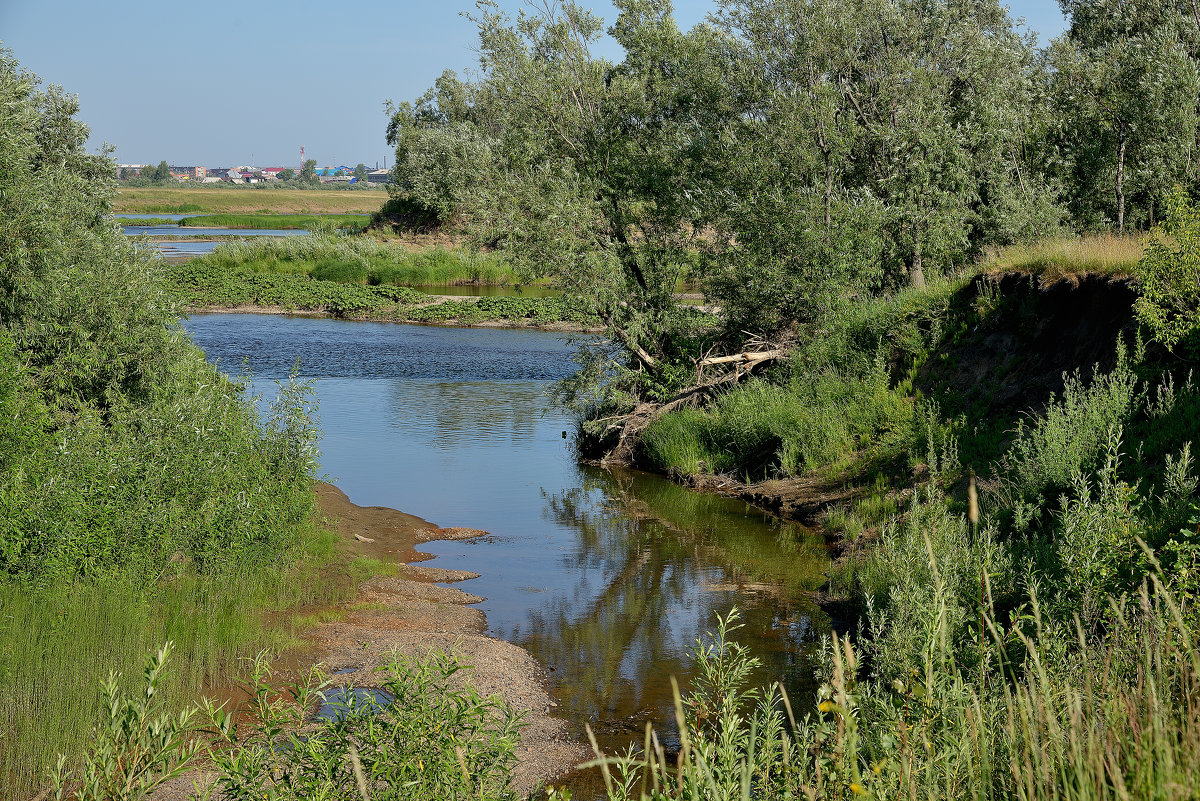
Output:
982 233 1146 279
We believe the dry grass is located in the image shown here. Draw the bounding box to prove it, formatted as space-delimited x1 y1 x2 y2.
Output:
981 233 1147 280
114 187 388 215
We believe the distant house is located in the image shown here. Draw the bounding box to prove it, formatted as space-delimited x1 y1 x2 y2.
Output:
169 165 206 180
118 164 147 179
366 169 391 184
261 167 287 178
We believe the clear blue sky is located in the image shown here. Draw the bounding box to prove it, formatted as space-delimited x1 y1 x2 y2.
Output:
0 1 1067 168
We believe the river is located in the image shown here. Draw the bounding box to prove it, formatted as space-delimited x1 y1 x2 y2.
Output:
183 312 830 769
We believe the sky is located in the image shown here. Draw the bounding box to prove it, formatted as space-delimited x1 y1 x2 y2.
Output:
0 0 1068 169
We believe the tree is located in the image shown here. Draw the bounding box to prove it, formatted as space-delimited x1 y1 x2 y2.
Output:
719 0 1054 290
277 168 295 182
389 0 734 390
353 163 368 183
299 158 317 184
1051 1 1200 231
151 160 171 184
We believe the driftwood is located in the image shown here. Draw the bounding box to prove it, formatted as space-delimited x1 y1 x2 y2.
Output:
601 346 784 466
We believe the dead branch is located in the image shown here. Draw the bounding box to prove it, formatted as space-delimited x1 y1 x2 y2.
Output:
601 347 784 466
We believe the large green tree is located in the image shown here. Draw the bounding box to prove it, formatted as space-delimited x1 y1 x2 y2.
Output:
1050 0 1200 231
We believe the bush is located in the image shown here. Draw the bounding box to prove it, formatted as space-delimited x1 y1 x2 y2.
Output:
203 650 523 801
993 341 1142 531
1135 190 1200 350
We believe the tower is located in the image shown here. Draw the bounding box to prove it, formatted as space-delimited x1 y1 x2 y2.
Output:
299 146 305 171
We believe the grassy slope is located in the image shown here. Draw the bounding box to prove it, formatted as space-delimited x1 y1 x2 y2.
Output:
114 186 387 214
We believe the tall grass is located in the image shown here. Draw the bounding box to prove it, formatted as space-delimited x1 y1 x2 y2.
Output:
195 234 520 286
982 233 1147 279
581 578 1200 801
0 525 370 798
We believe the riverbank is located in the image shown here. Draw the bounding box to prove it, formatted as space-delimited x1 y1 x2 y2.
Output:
152 483 585 799
188 302 604 333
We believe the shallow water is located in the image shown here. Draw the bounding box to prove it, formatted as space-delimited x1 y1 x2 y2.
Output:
183 313 830 771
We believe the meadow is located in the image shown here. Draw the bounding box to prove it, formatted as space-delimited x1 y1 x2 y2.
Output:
114 186 388 215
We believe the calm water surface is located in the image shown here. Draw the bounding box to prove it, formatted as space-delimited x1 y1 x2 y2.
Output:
184 313 830 763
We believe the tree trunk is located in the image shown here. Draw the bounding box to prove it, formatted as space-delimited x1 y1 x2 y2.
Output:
1116 129 1127 235
909 230 927 289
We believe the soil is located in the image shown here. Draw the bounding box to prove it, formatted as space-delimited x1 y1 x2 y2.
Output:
150 483 585 800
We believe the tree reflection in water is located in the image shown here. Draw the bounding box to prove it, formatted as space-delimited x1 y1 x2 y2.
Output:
523 464 830 752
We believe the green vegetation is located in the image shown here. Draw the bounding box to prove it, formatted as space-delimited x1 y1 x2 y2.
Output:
981 233 1147 279
114 186 387 215
0 49 367 797
178 213 372 231
166 259 596 327
117 216 181 227
193 234 519 286
1136 191 1200 350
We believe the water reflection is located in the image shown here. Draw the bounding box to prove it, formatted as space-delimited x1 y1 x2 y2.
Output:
182 314 830 767
521 465 828 749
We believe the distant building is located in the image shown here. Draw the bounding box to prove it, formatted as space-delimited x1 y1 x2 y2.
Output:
169 165 206 180
366 169 391 184
261 167 287 178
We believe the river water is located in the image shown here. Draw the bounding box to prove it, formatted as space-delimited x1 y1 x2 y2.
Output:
183 313 830 764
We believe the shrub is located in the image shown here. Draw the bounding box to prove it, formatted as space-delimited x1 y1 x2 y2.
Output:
204 650 523 801
1135 190 1200 350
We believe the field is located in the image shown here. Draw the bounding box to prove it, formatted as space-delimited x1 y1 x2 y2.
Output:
114 186 388 215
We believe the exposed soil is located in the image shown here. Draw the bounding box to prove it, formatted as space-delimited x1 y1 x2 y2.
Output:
151 483 585 799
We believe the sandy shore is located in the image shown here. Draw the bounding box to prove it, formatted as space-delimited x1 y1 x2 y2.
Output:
152 483 585 799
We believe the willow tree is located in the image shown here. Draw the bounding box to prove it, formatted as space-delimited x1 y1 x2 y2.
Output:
714 0 1055 292
1051 0 1200 231
389 0 747 397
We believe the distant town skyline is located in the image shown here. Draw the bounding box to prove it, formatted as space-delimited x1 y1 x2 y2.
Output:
1 1 1067 168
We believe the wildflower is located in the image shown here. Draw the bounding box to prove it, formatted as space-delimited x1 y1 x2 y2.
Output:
850 782 865 795
818 701 836 713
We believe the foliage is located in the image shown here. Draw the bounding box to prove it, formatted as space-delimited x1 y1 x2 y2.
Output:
993 342 1143 530
178 214 371 231
982 233 1146 278
0 47 356 796
1048 1 1200 232
49 643 198 801
189 234 518 287
584 578 1200 801
1135 190 1200 349
202 649 522 801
